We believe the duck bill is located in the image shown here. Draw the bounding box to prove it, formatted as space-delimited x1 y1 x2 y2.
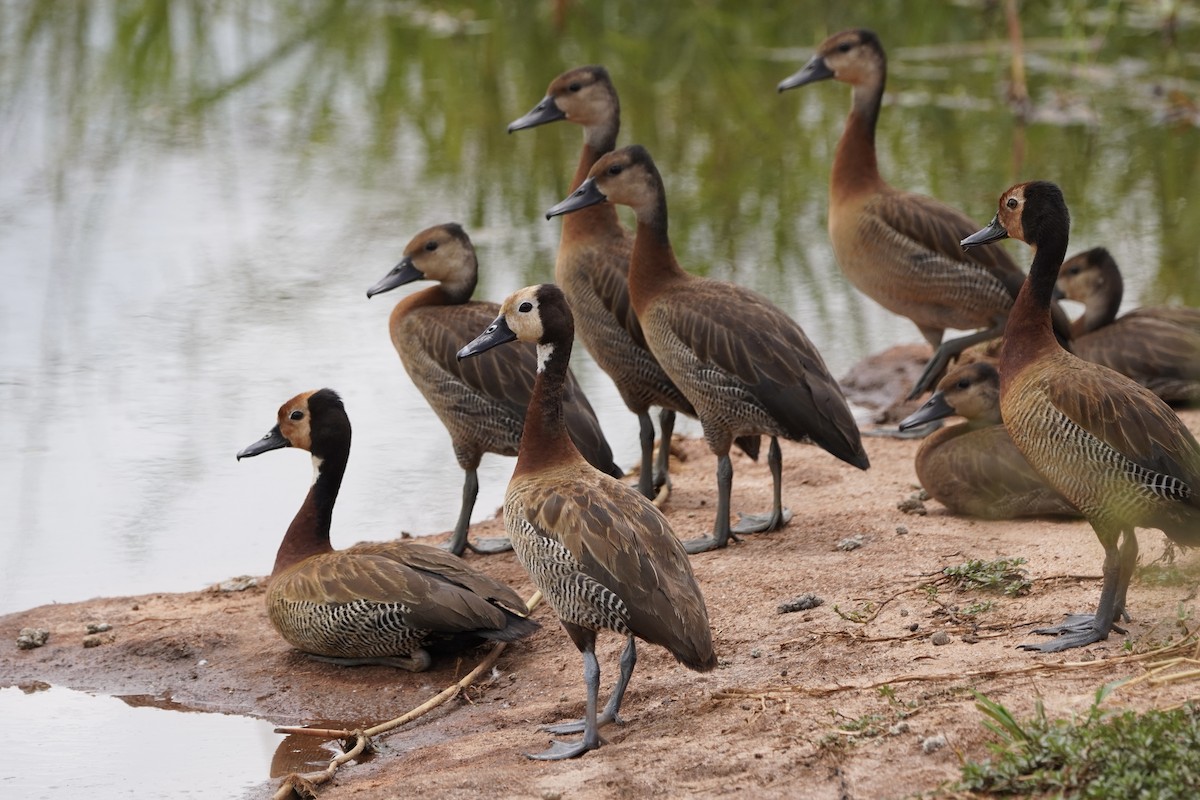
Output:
366 258 424 298
507 96 566 132
545 177 607 219
898 391 956 431
777 55 834 92
237 426 290 460
457 316 517 360
961 215 1009 249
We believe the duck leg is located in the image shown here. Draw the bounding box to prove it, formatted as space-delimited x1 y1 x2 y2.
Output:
445 469 511 556
1019 530 1123 652
733 436 794 534
542 634 637 734
1113 528 1139 624
653 409 676 496
636 411 657 499
529 643 603 760
684 453 736 553
907 323 1005 400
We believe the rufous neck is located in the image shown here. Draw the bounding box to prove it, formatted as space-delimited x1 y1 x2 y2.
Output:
627 192 686 311
513 340 580 476
831 83 885 196
564 141 623 234
1001 235 1070 382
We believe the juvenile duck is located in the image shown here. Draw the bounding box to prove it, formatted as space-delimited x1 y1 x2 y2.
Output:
1057 247 1200 406
779 29 1070 398
547 145 869 553
237 388 538 670
458 284 716 759
899 361 1080 519
367 223 622 555
509 65 700 499
963 182 1200 652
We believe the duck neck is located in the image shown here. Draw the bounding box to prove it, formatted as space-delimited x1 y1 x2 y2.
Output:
1079 275 1123 333
514 338 580 475
564 137 623 237
627 187 686 313
272 449 345 576
831 81 885 197
1001 235 1070 383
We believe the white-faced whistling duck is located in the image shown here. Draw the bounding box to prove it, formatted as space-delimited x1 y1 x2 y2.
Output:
457 283 716 759
546 145 870 553
899 361 1080 519
778 29 1072 399
366 222 622 556
1057 247 1200 406
963 181 1200 652
508 65 704 500
237 388 538 669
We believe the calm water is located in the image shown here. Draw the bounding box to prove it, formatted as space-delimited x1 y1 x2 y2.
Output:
2 2 1198 619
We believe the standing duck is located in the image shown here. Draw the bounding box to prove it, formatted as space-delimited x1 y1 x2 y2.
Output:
547 145 869 553
962 181 1200 652
1056 247 1200 406
778 29 1070 397
237 388 538 670
457 284 716 760
508 65 700 499
899 361 1080 519
367 222 622 555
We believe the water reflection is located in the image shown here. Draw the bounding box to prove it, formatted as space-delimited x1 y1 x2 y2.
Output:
1 1 1198 615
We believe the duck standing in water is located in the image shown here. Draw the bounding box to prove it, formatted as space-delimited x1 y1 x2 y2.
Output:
238 388 537 669
962 182 1200 652
367 222 622 555
779 29 1071 398
458 284 715 759
547 145 868 553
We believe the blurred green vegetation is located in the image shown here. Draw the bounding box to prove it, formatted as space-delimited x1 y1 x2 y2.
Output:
3 0 1198 307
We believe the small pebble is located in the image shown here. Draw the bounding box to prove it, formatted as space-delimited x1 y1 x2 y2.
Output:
837 535 865 551
750 648 762 659
86 623 112 634
908 623 919 632
897 497 927 516
214 576 258 593
777 594 824 614
82 635 103 648
922 734 948 754
889 721 910 735
899 609 909 617
931 630 950 646
16 628 49 650
895 525 908 535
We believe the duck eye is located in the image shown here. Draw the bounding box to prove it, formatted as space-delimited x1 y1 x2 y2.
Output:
518 301 533 313
568 82 582 92
957 379 970 390
837 41 853 53
1068 266 1080 275
424 241 438 252
1006 197 1018 210
289 410 304 420
607 164 623 176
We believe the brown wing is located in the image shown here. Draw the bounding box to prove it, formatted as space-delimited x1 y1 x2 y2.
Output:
1046 357 1200 492
873 189 1026 297
514 472 715 669
1072 316 1200 383
659 279 867 468
578 227 648 349
277 548 516 634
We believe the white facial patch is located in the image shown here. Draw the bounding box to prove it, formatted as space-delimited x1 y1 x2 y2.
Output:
310 456 324 485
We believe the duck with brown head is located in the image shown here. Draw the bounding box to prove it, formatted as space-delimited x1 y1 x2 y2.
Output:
458 283 715 760
963 182 1200 652
508 65 719 500
899 361 1080 519
237 388 537 670
778 29 1072 399
1056 247 1200 406
546 145 869 553
366 222 622 556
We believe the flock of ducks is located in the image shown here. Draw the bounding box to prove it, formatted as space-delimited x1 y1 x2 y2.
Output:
236 28 1200 758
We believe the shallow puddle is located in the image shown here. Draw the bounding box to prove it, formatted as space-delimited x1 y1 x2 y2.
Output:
0 685 332 798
